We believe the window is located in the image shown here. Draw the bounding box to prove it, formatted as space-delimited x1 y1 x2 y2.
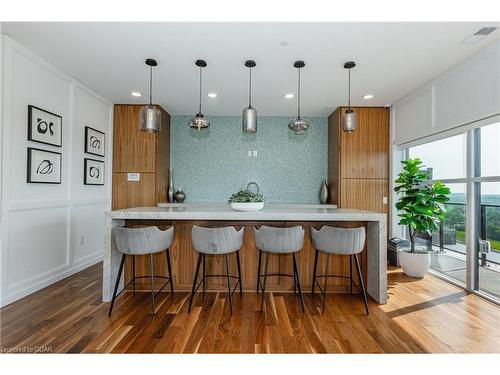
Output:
405 121 500 303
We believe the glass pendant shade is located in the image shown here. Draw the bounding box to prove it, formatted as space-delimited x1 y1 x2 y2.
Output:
343 108 357 132
189 113 210 131
288 117 310 134
242 60 257 133
140 105 162 133
139 58 160 133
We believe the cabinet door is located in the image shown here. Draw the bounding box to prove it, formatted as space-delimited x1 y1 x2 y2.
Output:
340 107 389 179
340 178 388 214
113 105 156 173
112 173 156 209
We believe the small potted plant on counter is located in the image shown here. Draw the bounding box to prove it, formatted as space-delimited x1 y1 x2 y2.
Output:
394 158 450 277
228 183 265 212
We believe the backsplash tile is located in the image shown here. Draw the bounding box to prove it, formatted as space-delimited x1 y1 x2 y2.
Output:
170 116 327 203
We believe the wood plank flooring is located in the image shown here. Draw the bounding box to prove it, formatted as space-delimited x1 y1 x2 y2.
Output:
1 262 498 353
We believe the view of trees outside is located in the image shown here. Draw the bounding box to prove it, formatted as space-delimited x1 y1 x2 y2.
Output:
408 125 500 254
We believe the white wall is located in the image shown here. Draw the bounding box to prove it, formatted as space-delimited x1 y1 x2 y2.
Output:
392 38 500 147
0 36 113 306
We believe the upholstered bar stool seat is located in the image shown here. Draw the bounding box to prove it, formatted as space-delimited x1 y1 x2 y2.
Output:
109 226 175 316
254 225 306 312
188 226 244 315
311 226 369 314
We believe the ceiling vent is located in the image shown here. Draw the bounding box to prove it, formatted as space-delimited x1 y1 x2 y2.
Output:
461 26 497 44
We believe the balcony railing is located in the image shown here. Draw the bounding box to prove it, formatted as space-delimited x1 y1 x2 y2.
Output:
426 202 500 266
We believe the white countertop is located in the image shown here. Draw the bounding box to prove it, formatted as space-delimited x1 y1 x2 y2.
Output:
107 203 386 222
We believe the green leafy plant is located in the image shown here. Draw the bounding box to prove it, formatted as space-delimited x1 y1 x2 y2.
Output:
228 187 264 204
394 158 450 253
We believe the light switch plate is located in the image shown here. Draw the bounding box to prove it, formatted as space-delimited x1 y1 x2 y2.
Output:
247 150 252 157
253 150 258 157
127 173 140 182
383 196 388 204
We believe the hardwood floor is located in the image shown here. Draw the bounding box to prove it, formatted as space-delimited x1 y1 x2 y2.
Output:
1 262 498 353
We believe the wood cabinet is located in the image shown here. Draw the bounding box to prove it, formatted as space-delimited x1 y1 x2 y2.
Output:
328 107 389 218
112 104 170 210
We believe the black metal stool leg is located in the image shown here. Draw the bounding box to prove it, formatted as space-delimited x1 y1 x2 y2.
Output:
132 255 136 294
349 255 353 294
322 253 331 313
292 252 305 313
166 249 174 300
188 253 203 312
354 254 369 315
108 254 126 316
260 252 270 311
256 249 262 293
225 253 233 315
236 251 243 295
311 248 319 297
150 254 156 315
202 254 206 296
293 258 297 295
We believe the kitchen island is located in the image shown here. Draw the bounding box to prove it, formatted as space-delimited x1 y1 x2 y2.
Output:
103 203 387 304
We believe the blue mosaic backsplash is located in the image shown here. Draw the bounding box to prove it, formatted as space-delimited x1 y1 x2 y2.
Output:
170 115 328 203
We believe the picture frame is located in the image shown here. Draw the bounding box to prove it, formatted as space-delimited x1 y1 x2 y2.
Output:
27 147 62 184
28 105 62 147
84 158 105 185
84 126 105 157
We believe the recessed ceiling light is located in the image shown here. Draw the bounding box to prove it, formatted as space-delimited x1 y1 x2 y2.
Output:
207 92 217 98
280 41 289 47
284 93 294 99
363 94 374 100
131 91 142 97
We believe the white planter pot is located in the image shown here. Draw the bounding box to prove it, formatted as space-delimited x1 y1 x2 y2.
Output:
230 202 264 212
399 250 431 278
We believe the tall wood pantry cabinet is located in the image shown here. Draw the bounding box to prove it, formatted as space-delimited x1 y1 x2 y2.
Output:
112 104 170 210
327 107 390 217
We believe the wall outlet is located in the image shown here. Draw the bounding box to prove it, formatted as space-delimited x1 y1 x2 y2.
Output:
383 196 388 204
79 235 85 246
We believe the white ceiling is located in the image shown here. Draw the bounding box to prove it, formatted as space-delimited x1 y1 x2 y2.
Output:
3 22 499 116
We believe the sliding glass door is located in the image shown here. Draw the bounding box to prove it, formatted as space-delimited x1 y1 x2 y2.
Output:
405 121 500 304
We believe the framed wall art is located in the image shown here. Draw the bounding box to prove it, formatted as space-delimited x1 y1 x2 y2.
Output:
84 158 105 185
84 126 105 157
28 105 62 147
27 147 62 184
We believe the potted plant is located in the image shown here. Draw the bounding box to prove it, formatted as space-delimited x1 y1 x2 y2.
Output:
228 186 265 212
394 158 450 277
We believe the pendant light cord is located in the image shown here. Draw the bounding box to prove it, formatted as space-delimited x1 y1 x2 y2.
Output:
348 68 351 109
198 67 202 114
149 65 153 106
297 68 301 118
248 67 252 107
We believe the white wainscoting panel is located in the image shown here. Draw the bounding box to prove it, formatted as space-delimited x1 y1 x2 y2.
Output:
1 35 112 307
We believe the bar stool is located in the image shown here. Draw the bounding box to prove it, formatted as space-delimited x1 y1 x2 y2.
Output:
108 226 174 316
254 225 305 312
188 225 244 315
311 226 369 315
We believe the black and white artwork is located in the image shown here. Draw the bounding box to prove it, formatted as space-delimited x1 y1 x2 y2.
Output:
84 158 104 185
84 126 105 157
27 147 62 184
28 105 62 147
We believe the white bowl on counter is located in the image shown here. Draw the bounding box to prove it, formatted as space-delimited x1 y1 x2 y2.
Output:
230 202 264 211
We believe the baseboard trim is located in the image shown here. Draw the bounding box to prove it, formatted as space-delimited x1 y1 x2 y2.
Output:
0 255 103 307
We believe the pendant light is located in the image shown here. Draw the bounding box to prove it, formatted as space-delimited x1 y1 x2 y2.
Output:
188 59 210 130
343 61 357 132
288 61 310 135
242 60 257 134
139 58 161 133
